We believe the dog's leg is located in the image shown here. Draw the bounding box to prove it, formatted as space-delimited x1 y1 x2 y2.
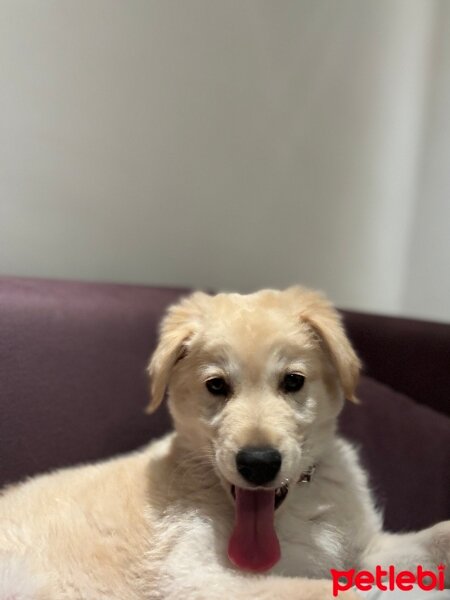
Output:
360 521 450 587
154 572 362 600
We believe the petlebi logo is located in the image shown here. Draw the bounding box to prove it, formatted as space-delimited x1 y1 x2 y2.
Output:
330 564 446 596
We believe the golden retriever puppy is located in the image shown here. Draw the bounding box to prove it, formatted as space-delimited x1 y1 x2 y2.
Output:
0 287 448 600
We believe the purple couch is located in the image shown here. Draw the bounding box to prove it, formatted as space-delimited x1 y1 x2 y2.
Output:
1 277 449 533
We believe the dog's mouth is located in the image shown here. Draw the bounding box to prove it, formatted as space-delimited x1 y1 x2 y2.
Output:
230 481 289 510
227 482 290 574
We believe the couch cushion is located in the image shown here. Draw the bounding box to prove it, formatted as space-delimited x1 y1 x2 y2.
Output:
341 310 450 417
0 277 185 488
339 377 450 532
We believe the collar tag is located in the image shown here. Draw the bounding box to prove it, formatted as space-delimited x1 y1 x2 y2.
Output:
298 464 316 484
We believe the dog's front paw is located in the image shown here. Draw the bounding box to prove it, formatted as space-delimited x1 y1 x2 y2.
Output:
421 520 450 584
330 590 362 600
304 580 362 600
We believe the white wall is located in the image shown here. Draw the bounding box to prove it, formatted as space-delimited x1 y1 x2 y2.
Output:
1 1 448 321
403 1 450 322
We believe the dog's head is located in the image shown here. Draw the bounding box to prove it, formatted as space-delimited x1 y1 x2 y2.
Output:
147 287 360 504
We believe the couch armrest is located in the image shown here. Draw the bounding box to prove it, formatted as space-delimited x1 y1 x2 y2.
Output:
341 310 450 417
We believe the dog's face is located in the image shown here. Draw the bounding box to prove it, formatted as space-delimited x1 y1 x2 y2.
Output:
148 287 360 510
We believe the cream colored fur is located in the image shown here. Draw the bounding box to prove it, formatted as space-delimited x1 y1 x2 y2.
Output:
0 287 448 599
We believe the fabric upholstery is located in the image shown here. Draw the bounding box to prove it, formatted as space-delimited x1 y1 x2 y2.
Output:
342 310 450 417
340 378 450 531
0 277 189 487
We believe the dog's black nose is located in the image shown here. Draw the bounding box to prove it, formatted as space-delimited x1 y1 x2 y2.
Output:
236 446 282 486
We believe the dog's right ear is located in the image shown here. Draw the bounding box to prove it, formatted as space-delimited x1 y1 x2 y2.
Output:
146 292 208 413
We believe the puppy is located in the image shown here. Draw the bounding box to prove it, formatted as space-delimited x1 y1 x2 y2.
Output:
0 287 448 600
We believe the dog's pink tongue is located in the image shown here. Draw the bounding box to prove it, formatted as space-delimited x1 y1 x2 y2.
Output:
227 487 280 572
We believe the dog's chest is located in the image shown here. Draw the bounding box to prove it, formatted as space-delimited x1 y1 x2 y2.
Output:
273 510 349 577
270 483 359 577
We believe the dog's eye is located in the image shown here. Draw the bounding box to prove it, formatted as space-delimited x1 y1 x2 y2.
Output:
281 373 305 394
205 377 230 397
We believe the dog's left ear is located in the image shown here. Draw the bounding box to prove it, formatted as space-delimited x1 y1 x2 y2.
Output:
146 292 208 413
290 287 361 402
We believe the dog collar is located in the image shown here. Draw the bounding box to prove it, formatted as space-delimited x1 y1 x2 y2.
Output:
298 464 316 484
